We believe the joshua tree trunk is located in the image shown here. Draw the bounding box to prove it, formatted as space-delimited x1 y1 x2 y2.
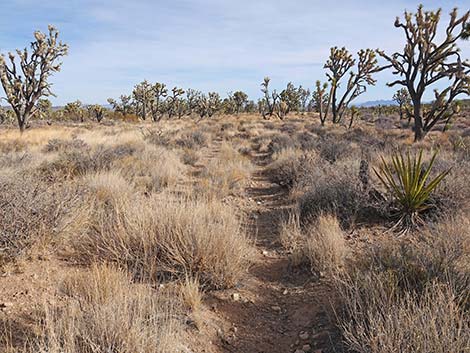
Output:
413 102 423 141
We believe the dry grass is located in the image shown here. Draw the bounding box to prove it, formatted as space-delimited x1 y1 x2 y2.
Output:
67 171 251 288
115 145 184 192
33 264 183 353
196 142 253 199
336 273 469 353
335 215 470 352
281 213 348 276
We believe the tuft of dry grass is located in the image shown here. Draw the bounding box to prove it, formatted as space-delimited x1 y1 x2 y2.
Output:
67 172 251 288
281 213 348 276
34 264 183 353
336 274 469 353
196 142 253 199
335 215 470 353
115 145 184 192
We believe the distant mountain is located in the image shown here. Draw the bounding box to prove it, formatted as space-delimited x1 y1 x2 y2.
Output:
357 100 397 107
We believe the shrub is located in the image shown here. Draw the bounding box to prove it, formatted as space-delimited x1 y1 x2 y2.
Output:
0 175 81 265
336 216 470 353
267 133 298 155
143 129 173 146
43 138 89 153
353 216 470 298
298 160 365 228
265 149 317 189
181 148 200 166
295 131 318 150
317 137 352 163
38 143 140 180
373 150 450 229
176 130 208 149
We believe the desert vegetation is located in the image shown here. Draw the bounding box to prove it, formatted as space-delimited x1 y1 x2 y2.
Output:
1 4 470 353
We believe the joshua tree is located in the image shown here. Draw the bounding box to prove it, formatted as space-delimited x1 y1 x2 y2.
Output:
107 95 135 115
443 101 462 132
311 81 330 125
36 98 52 120
232 91 249 114
324 47 383 124
278 82 301 118
260 77 279 119
379 6 470 141
0 26 68 132
150 82 168 122
166 87 185 119
185 88 200 116
392 88 412 121
207 92 222 117
132 80 154 120
64 100 85 122
348 105 359 129
195 92 221 120
298 85 311 114
87 104 106 123
0 106 13 124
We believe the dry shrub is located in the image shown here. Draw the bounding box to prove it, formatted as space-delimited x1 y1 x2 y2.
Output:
317 137 355 163
68 172 250 289
43 138 89 153
181 148 200 166
142 129 173 146
180 276 203 312
295 131 318 150
433 156 470 216
265 149 317 189
281 213 348 276
0 175 81 265
267 133 298 155
297 159 366 228
0 152 33 171
38 142 141 180
34 265 182 353
176 130 208 149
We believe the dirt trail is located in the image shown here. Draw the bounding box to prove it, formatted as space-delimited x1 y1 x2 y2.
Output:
204 141 341 353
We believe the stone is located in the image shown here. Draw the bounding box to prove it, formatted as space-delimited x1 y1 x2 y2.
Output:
271 305 281 312
231 293 240 301
299 331 309 340
302 344 311 352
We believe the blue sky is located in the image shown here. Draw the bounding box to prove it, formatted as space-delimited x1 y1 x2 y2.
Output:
0 0 469 105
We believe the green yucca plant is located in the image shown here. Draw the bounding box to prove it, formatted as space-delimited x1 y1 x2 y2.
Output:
374 150 450 229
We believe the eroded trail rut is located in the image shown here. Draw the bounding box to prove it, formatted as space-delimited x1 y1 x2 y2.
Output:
203 141 340 353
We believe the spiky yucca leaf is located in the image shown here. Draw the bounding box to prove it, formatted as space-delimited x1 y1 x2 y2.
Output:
374 150 450 228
